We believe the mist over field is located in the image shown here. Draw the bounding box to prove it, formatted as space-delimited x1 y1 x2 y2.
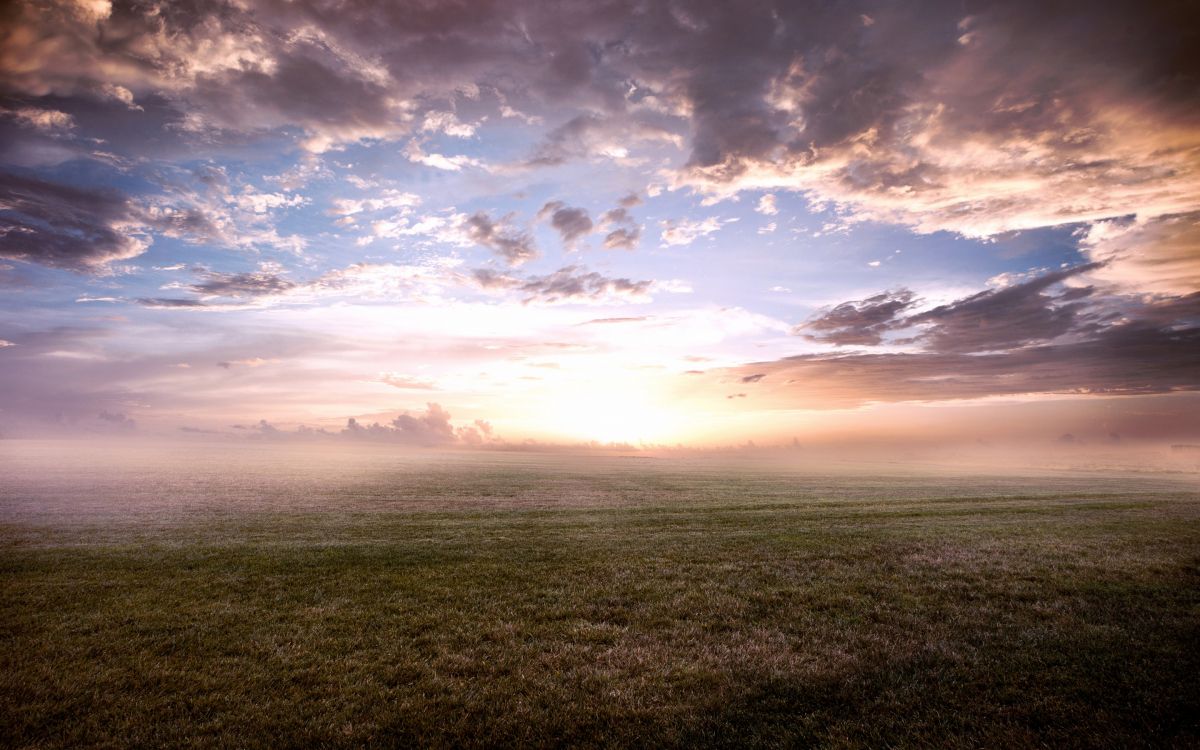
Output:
3 441 1198 747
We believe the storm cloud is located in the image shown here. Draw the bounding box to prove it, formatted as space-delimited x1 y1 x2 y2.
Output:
0 171 148 271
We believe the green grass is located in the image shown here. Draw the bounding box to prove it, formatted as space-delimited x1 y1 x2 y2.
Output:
1 447 1198 748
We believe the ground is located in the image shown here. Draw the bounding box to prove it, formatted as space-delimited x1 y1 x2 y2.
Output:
2 442 1198 748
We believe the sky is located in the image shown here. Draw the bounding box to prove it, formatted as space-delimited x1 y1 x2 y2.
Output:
0 0 1197 448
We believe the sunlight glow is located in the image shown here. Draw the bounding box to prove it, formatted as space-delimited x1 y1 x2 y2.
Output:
538 382 690 445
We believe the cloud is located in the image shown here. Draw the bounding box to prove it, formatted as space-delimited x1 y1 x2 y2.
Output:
517 266 653 304
2 106 75 132
462 211 538 266
602 226 641 250
1078 213 1200 296
224 404 501 447
599 205 642 250
5 1 1188 271
538 200 594 248
379 372 436 390
343 403 459 446
456 418 494 445
524 114 678 167
799 290 919 346
420 111 477 138
133 261 461 310
403 139 488 171
217 358 270 369
716 272 1200 408
755 194 778 215
330 190 420 217
469 265 656 305
231 187 306 215
127 258 670 311
2 0 607 156
798 265 1103 351
660 216 731 247
136 168 309 255
189 270 297 298
666 2 1200 251
3 0 1193 252
719 316 1200 409
905 264 1101 353
525 114 606 167
136 297 209 308
0 171 149 272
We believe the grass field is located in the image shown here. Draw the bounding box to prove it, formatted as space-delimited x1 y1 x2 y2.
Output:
2 442 1198 748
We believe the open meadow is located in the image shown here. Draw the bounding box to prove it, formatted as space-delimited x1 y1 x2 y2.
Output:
2 441 1198 748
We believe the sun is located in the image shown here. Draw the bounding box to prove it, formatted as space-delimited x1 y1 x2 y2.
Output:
539 381 689 445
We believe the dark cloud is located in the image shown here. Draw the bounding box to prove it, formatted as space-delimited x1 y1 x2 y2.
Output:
3 1 1191 275
602 227 640 250
517 265 653 304
601 207 632 225
599 204 642 250
723 306 1200 409
799 265 1103 352
538 200 594 248
718 265 1200 407
0 171 148 271
145 206 227 246
190 270 296 298
469 265 655 304
462 211 538 266
800 289 918 346
136 298 209 308
469 267 518 290
906 264 1101 353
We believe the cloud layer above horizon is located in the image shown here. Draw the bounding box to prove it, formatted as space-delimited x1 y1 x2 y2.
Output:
1 0 1197 445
